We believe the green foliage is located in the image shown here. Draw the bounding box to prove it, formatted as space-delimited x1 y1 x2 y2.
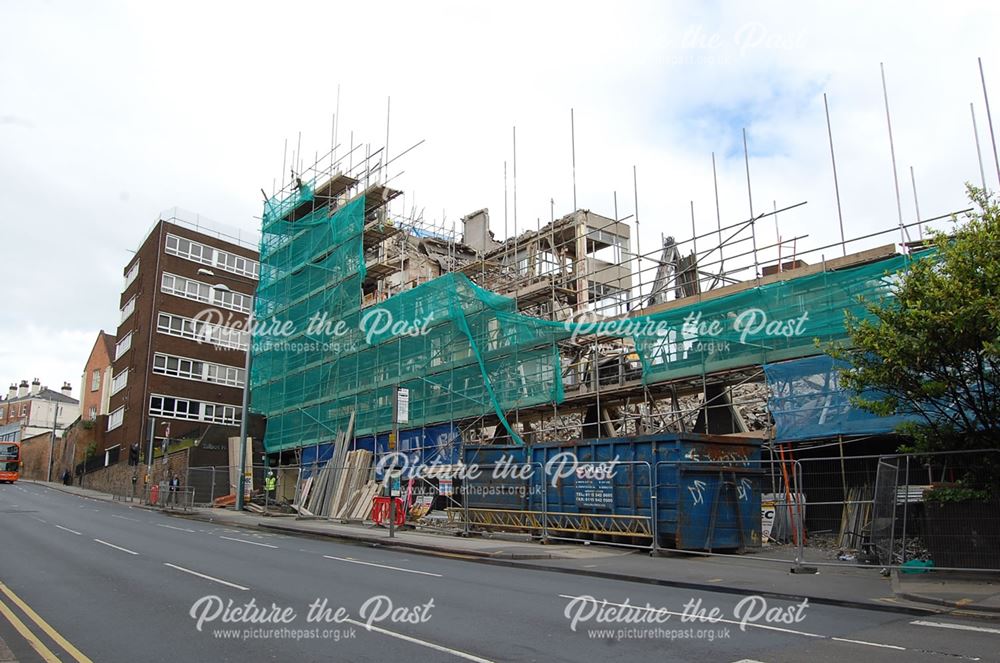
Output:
84 442 97 459
924 485 991 503
836 186 1000 468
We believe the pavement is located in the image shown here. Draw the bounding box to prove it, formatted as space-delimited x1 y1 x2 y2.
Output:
25 479 1000 617
4 479 1000 662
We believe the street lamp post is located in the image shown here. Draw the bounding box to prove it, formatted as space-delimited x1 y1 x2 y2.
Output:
47 403 61 482
236 303 253 512
146 416 156 483
212 281 254 512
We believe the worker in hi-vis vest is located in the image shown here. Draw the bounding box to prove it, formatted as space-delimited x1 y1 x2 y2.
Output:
264 471 276 500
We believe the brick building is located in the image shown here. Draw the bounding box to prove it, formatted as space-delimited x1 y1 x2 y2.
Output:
80 331 116 422
104 213 260 466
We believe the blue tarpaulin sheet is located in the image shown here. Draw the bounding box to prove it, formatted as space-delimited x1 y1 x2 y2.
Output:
764 355 920 442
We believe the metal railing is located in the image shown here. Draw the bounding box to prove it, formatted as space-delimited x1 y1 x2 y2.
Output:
792 448 1000 572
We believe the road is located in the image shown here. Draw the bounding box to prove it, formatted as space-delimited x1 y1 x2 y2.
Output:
1 481 998 663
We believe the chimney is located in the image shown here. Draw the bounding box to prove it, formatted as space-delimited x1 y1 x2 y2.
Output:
6 384 14 400
61 382 72 398
17 380 28 398
30 378 41 396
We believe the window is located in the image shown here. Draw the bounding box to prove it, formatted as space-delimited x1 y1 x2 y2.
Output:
115 332 132 360
212 288 253 313
153 354 204 381
111 370 128 396
91 369 101 391
205 363 245 387
120 295 136 323
161 273 250 313
165 234 214 266
149 394 240 425
211 324 248 351
166 233 259 280
161 273 211 303
123 260 140 289
215 250 260 279
153 353 244 387
107 406 124 431
0 407 4 418
156 312 248 350
88 406 97 420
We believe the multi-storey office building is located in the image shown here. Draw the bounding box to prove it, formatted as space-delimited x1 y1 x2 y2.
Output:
105 213 259 463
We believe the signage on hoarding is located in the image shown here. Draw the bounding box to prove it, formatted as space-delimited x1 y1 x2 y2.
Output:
575 464 614 509
396 388 409 424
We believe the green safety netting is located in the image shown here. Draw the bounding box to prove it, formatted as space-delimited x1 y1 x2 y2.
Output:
632 255 912 384
251 194 568 451
251 187 915 452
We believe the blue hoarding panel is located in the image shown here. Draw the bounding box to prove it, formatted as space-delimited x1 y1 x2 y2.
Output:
356 423 460 477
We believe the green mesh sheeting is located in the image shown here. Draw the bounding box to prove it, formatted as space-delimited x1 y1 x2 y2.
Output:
251 185 916 453
251 194 568 452
632 254 911 384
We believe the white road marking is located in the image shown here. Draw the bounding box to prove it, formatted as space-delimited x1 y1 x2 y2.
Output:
157 523 195 533
31 517 47 524
111 514 141 522
219 536 278 549
323 555 442 577
94 539 139 555
163 563 249 591
911 620 1000 635
345 618 494 663
55 525 82 536
831 637 906 650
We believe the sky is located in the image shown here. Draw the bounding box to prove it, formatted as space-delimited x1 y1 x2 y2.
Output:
1 0 998 398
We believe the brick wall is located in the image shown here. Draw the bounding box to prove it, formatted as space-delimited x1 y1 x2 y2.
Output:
18 432 67 481
79 447 190 495
18 419 110 482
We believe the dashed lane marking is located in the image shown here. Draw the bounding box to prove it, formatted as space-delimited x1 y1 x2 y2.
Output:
345 618 495 663
219 536 278 549
910 620 1000 635
323 555 442 577
94 539 139 555
163 563 249 591
157 523 195 533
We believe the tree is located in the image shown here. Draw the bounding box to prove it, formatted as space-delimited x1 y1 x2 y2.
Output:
836 186 1000 483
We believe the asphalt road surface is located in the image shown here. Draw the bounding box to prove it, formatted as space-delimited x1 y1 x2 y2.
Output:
1 481 998 663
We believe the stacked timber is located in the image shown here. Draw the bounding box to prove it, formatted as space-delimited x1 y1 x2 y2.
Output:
291 413 380 521
837 485 874 550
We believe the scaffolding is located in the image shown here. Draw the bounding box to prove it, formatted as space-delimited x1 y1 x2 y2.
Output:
251 142 957 458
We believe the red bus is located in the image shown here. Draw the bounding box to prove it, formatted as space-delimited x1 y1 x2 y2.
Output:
0 441 20 483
